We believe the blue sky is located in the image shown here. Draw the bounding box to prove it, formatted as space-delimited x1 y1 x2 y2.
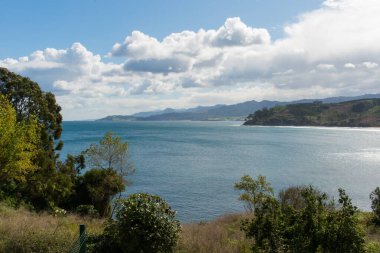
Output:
1 0 321 58
1 0 380 120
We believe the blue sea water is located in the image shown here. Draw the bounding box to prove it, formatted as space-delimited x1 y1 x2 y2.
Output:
60 121 380 222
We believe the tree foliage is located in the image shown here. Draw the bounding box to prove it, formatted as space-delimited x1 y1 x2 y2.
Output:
75 168 125 217
0 69 134 214
321 189 365 253
234 174 274 213
83 132 134 185
242 196 283 253
236 176 365 253
0 68 64 209
0 67 62 158
370 187 380 225
0 95 40 198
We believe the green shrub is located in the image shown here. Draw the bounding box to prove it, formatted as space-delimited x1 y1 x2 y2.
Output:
92 193 181 253
237 176 365 253
370 187 380 225
75 168 124 217
365 241 380 253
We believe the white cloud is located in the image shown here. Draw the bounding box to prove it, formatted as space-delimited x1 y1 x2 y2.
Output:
361 61 379 69
317 64 336 71
344 63 356 69
111 31 167 59
323 0 348 8
212 17 271 47
111 17 270 58
1 0 380 120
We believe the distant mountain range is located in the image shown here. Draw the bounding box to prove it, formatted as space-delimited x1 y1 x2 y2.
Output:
96 94 380 121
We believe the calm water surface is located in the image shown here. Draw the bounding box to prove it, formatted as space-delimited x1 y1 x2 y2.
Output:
60 121 380 222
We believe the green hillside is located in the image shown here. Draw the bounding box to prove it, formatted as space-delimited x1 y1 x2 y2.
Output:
244 99 380 127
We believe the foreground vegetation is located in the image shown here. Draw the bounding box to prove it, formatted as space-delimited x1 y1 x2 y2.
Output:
0 202 104 253
0 203 250 253
1 201 380 253
244 99 380 127
2 175 380 253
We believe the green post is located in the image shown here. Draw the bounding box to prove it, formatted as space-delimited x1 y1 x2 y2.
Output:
79 224 86 253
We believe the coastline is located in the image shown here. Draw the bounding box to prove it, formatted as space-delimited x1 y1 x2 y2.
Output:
242 124 380 131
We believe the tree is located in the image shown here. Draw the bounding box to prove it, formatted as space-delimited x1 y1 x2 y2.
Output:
241 196 283 253
370 187 380 225
93 193 181 253
0 94 40 199
0 67 63 161
0 68 64 209
83 132 134 184
322 189 365 253
75 169 125 217
83 132 134 215
279 186 309 210
282 186 328 253
234 174 274 213
31 154 86 210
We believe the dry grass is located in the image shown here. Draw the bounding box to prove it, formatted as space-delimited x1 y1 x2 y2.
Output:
2 204 380 253
0 203 251 253
0 203 105 253
176 213 252 253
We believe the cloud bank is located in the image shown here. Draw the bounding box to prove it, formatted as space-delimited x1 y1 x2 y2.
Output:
1 0 380 120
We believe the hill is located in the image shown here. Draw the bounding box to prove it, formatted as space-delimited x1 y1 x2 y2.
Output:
96 94 380 121
243 99 380 127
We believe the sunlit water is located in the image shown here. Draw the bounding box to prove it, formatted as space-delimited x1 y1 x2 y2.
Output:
60 121 380 222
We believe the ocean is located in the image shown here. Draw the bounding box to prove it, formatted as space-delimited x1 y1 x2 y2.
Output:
60 121 380 222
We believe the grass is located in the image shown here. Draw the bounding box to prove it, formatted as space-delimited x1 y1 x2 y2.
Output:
0 203 251 253
0 203 104 253
176 213 252 253
1 203 380 253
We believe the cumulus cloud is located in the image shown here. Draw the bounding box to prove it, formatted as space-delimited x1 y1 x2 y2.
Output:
110 17 270 75
111 31 167 59
212 17 271 46
1 0 380 120
0 43 114 93
111 17 270 57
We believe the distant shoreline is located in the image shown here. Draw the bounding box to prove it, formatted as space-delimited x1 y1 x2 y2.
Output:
243 124 380 131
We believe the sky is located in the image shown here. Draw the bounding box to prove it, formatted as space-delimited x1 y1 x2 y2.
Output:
1 0 380 120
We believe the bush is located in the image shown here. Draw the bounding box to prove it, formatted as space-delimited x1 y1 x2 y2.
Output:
321 189 365 252
93 193 181 253
237 177 365 253
75 168 125 217
370 187 380 225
